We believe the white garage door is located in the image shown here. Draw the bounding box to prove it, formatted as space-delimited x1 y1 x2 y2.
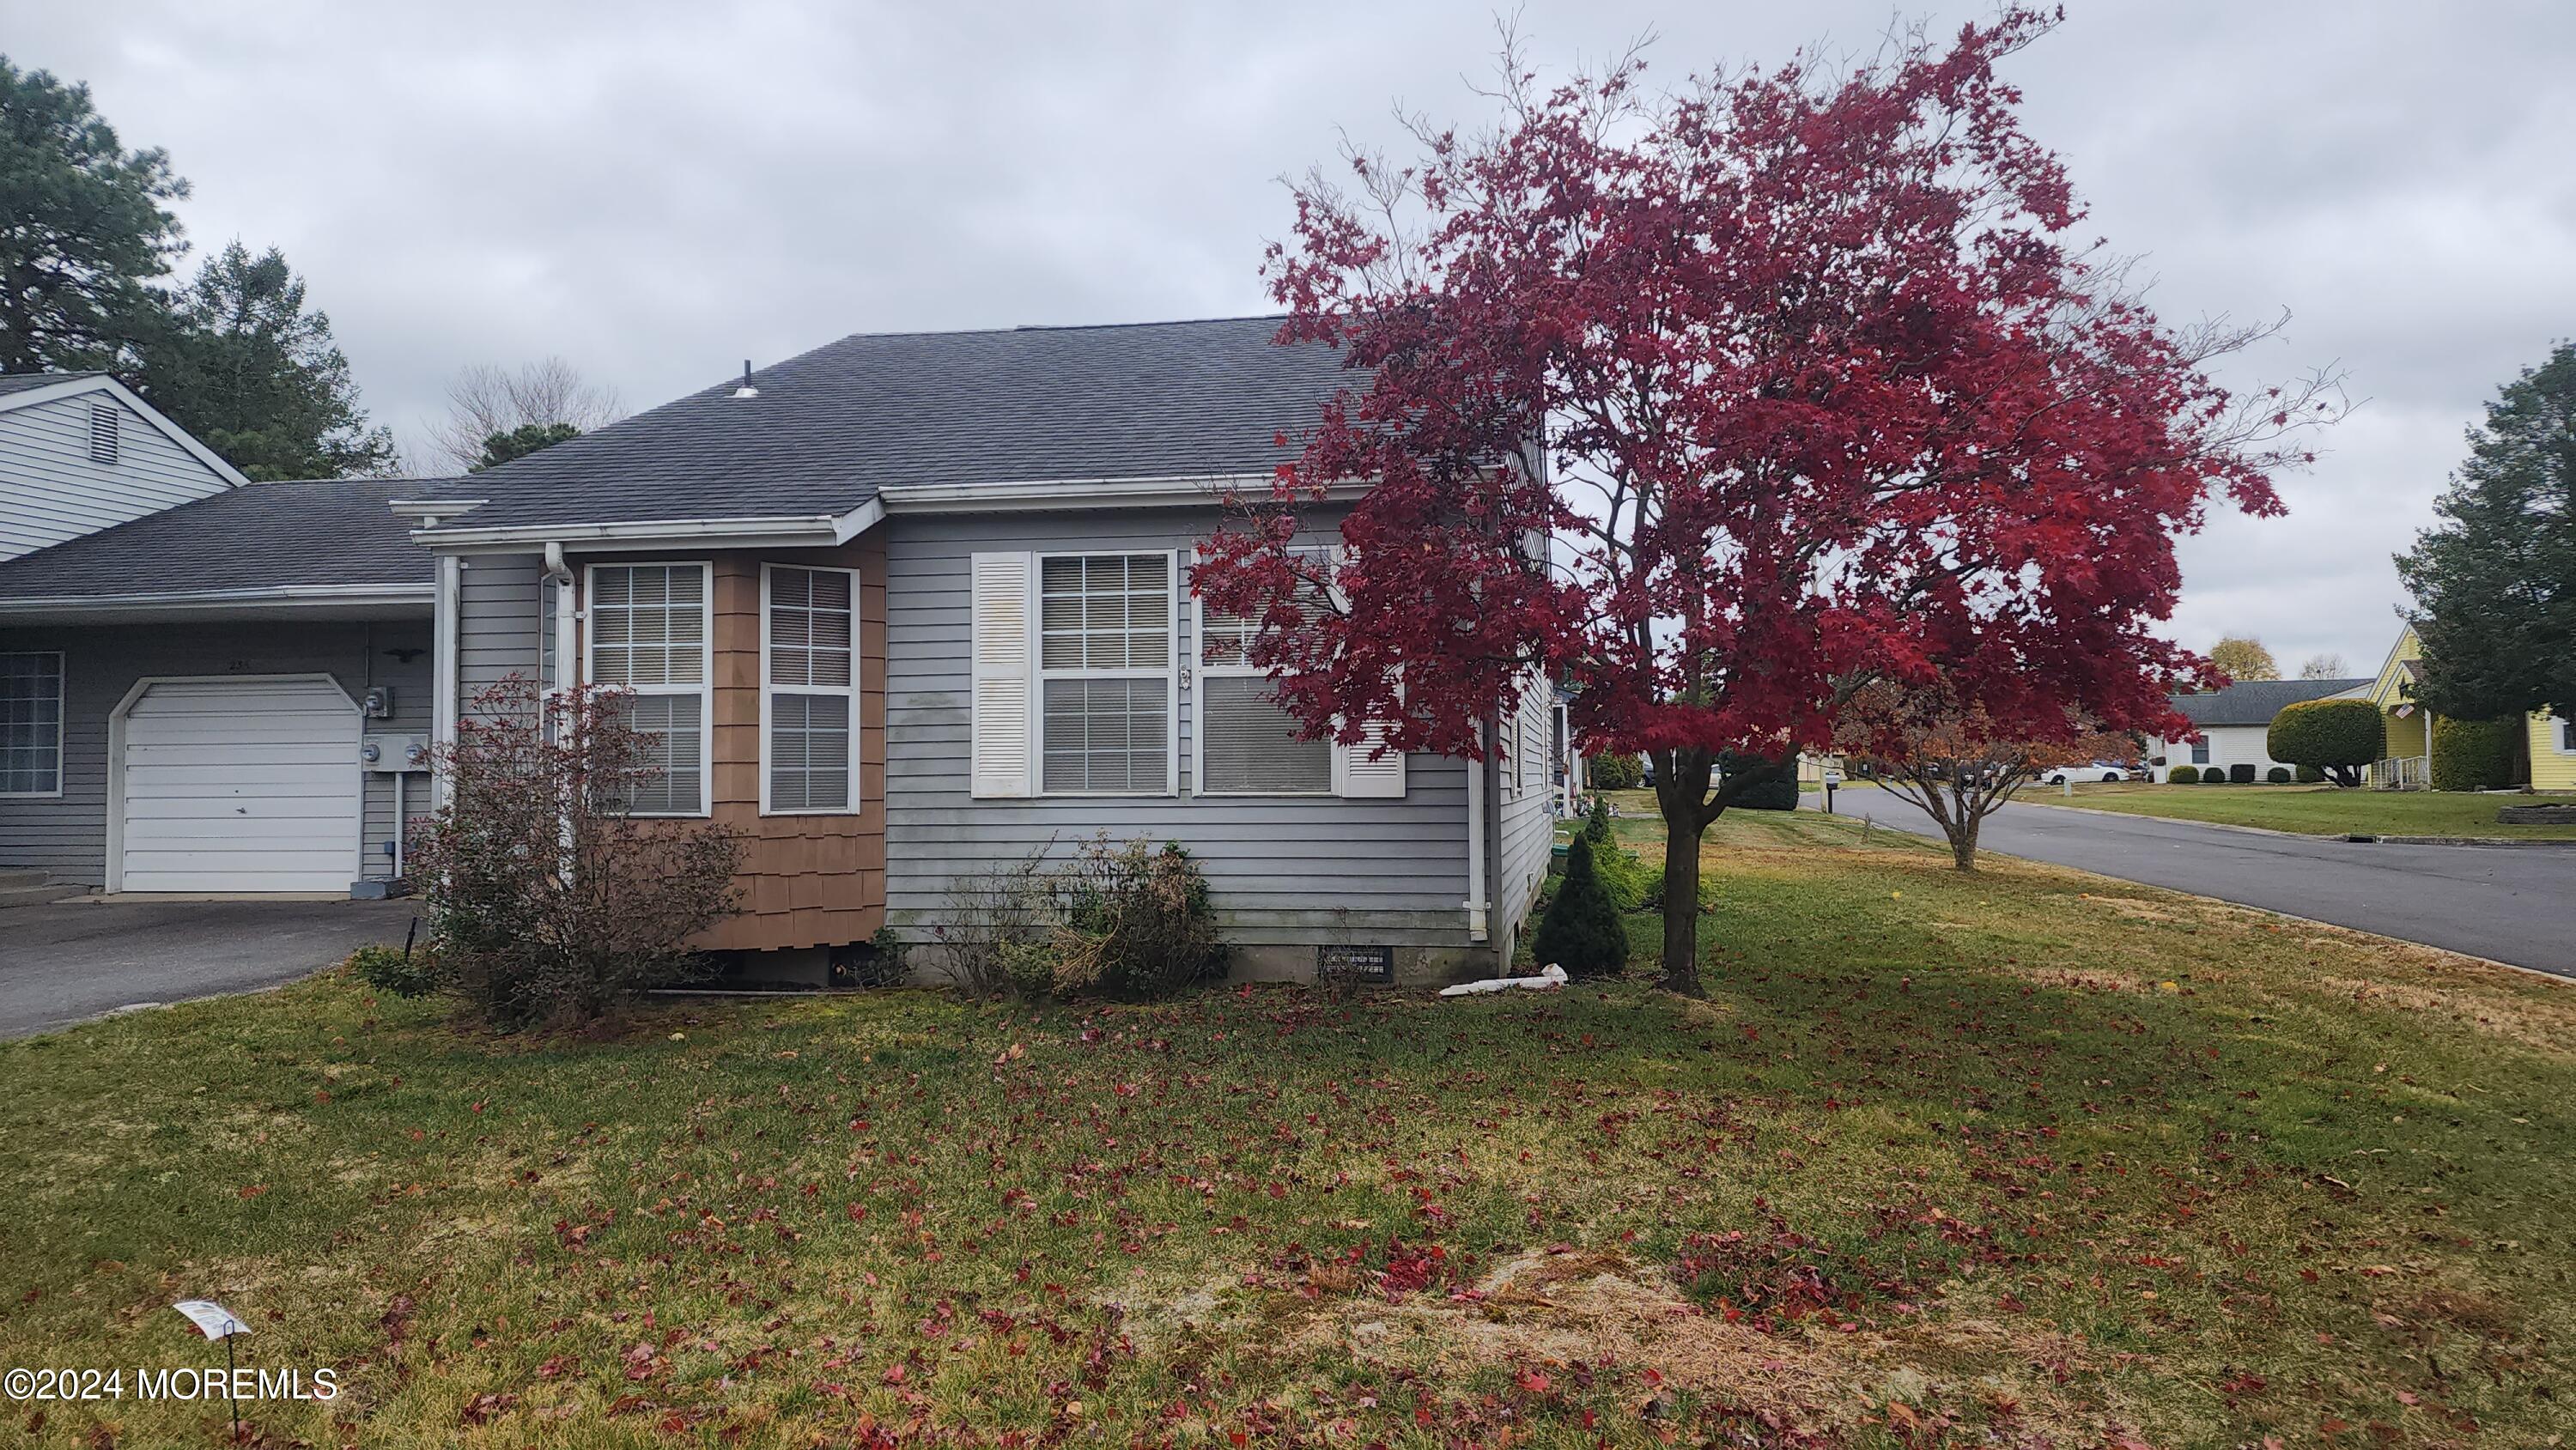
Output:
118 677 361 892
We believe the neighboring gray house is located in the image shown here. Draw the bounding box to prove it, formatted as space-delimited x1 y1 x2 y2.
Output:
0 477 434 893
0 373 249 561
410 317 1553 980
2143 676 2372 781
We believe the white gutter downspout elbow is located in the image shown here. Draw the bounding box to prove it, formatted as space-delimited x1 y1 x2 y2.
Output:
543 543 577 704
1464 721 1491 943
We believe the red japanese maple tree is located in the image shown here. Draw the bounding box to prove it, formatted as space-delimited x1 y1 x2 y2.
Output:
1195 10 2339 993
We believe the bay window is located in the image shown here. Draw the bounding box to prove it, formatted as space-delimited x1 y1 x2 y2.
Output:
762 564 860 812
586 562 709 816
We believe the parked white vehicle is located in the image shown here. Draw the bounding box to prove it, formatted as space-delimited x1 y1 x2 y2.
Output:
2042 761 2132 785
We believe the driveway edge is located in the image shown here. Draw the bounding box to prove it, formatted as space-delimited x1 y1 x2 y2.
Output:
2011 798 2576 849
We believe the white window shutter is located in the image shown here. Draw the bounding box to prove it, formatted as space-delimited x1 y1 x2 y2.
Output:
1333 719 1406 798
969 551 1035 798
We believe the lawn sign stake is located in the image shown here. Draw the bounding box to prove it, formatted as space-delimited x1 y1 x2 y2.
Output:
171 1299 248 1442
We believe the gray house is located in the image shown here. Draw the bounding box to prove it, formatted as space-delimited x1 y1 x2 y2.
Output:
1 321 1552 980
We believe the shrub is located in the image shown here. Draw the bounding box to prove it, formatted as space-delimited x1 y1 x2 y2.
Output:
2432 714 2521 791
349 943 440 999
932 840 1056 995
1038 837 1227 998
407 678 744 1029
2166 765 2199 784
1533 836 1630 978
2295 762 2324 784
2265 766 2292 784
2229 762 2257 784
1582 795 1615 847
2267 698 2380 787
1717 752 1800 810
2201 768 2228 785
1586 752 1643 791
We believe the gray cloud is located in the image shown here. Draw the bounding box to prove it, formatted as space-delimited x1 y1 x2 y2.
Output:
12 0 2572 674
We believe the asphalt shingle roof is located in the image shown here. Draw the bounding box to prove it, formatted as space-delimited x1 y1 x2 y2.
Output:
0 372 102 398
441 316 1358 532
0 481 434 599
2169 677 2371 728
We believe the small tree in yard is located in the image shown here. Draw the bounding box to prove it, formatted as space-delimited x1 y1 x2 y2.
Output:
1195 10 2339 994
2266 697 2379 787
1838 682 2125 871
406 677 743 1028
1534 835 1630 977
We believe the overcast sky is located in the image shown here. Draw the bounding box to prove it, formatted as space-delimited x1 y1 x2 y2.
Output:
11 1 2573 675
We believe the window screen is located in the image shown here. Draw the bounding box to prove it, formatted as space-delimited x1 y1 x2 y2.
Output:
1200 674 1330 793
1042 677 1168 793
1036 555 1171 794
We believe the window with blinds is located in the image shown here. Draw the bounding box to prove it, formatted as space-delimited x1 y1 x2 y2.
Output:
1195 548 1332 795
587 563 709 815
0 652 64 796
1038 554 1171 794
763 565 859 812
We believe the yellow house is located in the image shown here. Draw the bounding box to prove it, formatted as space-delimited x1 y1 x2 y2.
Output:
2363 625 2576 791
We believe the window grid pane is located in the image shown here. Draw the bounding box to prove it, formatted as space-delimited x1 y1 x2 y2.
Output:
624 693 703 815
591 565 704 687
1042 555 1168 670
769 692 852 811
1042 678 1168 793
767 567 854 689
0 653 64 794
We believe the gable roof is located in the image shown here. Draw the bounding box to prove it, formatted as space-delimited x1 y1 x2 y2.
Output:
0 480 434 609
427 316 1356 537
0 372 252 488
2169 677 2371 728
0 371 105 398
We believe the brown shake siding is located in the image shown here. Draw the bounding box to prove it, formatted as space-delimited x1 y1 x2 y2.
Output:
571 534 886 955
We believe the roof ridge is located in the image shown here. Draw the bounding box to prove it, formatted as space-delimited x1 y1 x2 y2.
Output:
813 314 1290 347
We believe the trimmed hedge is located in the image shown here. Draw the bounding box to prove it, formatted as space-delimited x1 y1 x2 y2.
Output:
1717 752 1800 810
2166 765 2200 784
1534 836 1630 978
2201 769 2229 785
2432 715 2521 792
2267 698 2380 787
1586 753 1643 791
2230 762 2257 784
2295 763 2324 784
2265 766 2292 784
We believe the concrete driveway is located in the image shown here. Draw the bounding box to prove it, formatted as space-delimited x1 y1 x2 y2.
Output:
0 898 418 1039
1817 793 2576 977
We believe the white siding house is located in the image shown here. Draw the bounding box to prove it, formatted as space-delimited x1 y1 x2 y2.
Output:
2144 677 2372 781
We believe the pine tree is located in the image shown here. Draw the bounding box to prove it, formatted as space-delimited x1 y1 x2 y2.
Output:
1582 795 1613 846
1533 836 1631 979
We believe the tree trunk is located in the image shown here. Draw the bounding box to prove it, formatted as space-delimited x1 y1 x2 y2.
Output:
1948 786 1981 871
1652 747 1715 997
1659 814 1706 994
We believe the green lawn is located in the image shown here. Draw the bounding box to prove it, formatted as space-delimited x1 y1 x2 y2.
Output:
4 814 2572 1447
2021 781 2576 840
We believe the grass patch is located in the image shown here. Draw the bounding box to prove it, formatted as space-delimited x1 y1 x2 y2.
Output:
3 820 2573 1447
2025 781 2576 839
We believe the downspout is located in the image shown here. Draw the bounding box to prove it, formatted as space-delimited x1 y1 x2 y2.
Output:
1464 715 1491 942
431 549 461 805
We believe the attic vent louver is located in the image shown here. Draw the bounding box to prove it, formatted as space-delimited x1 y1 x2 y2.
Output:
88 402 120 464
731 360 758 399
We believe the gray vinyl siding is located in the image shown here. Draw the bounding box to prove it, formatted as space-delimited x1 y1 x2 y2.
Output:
0 391 234 561
458 554 543 701
0 618 431 886
1492 677 1557 958
884 508 1476 949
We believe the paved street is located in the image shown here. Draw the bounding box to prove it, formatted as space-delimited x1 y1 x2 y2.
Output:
1815 793 2576 976
0 898 417 1039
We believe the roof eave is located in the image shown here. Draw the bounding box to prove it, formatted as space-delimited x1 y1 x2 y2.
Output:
0 582 434 624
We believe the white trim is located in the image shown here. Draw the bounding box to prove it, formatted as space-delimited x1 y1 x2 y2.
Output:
1031 549 1181 798
582 561 715 818
432 557 460 805
104 673 364 894
0 374 252 488
0 583 433 622
2547 711 2576 755
0 651 66 799
416 499 882 554
758 562 864 816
